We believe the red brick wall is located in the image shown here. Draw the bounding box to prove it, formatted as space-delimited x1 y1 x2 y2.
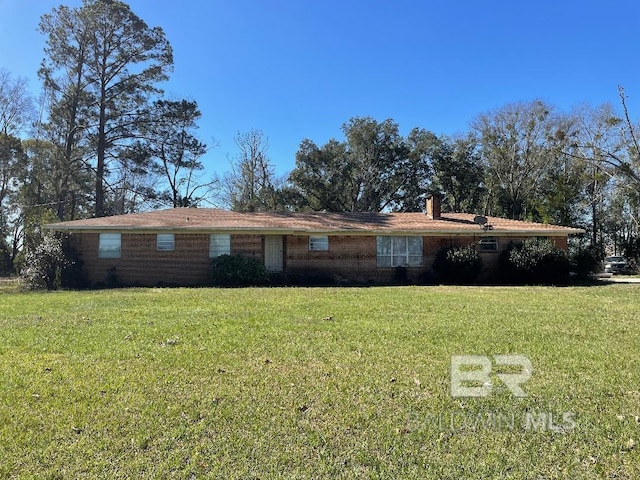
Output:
231 235 263 260
74 233 267 286
423 235 477 270
552 236 568 250
70 232 571 286
285 234 481 283
285 235 380 282
74 233 211 286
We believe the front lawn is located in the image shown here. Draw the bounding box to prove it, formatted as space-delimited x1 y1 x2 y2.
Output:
1 285 639 478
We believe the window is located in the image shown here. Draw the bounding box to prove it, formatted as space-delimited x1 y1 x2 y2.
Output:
479 237 498 252
98 233 121 258
376 236 423 267
309 236 329 251
209 234 231 258
157 233 175 251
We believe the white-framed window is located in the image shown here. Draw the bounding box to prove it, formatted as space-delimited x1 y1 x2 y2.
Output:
479 237 498 252
376 236 423 267
98 233 121 258
309 236 329 251
157 233 175 251
209 234 231 258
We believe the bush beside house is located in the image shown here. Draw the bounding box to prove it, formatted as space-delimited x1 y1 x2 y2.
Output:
499 238 570 285
570 247 602 280
20 233 86 290
210 254 269 287
433 245 483 284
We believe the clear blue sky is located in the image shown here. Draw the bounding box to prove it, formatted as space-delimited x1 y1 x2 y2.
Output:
1 0 639 177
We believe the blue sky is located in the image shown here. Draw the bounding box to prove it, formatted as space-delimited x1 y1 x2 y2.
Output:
1 0 639 177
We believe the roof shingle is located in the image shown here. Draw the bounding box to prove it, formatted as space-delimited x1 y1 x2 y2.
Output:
46 208 584 235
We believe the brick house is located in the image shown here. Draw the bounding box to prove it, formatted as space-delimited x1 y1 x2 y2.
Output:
46 196 583 286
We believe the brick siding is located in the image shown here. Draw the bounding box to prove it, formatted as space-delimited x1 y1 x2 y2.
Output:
75 233 211 286
71 232 571 286
285 235 379 283
231 235 263 260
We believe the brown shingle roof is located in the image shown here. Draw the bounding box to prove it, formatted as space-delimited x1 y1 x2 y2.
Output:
46 208 584 236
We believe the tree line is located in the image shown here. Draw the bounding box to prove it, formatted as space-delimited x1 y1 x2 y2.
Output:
234 101 639 262
1 0 639 274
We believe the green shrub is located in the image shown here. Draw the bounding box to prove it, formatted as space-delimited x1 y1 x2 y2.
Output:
570 247 601 280
433 245 483 284
502 238 570 285
497 241 519 282
210 254 269 287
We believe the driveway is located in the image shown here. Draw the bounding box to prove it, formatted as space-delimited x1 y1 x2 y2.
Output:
598 275 640 284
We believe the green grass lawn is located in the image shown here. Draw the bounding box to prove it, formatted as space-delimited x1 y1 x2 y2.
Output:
1 283 639 479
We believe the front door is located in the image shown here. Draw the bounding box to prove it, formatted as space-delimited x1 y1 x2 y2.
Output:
264 235 283 272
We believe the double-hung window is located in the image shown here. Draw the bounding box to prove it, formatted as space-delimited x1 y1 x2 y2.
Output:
209 234 231 258
376 236 423 267
157 233 175 251
98 233 121 258
309 236 329 251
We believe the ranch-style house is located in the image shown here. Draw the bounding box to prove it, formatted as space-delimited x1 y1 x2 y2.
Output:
46 196 584 286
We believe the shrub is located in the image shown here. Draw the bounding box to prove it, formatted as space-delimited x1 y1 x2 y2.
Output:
503 238 570 285
570 247 601 280
20 233 77 290
433 245 483 284
622 236 640 265
20 233 87 290
210 254 269 287
497 241 520 283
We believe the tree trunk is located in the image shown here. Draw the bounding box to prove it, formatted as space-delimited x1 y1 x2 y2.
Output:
591 199 598 247
95 85 107 217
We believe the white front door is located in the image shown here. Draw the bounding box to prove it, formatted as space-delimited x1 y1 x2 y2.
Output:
264 235 283 272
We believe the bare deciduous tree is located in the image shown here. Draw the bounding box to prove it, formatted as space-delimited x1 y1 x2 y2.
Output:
0 68 34 136
223 129 282 211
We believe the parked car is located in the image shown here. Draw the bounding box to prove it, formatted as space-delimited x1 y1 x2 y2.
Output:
603 256 631 274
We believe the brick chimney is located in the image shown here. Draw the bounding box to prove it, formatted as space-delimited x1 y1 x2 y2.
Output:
426 194 441 219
